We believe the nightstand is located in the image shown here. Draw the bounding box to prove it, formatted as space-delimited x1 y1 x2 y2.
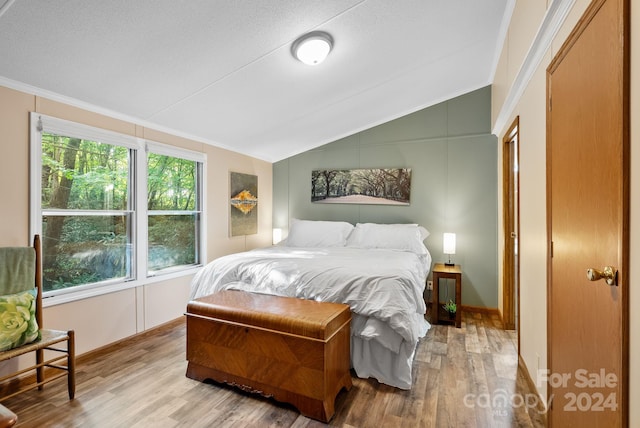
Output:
431 263 462 328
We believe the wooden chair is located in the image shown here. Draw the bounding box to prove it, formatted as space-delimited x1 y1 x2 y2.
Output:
0 235 75 401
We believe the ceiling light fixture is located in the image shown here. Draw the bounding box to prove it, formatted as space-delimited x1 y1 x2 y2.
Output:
291 31 333 66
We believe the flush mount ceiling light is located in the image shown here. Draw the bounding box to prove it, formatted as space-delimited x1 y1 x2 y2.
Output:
291 31 333 66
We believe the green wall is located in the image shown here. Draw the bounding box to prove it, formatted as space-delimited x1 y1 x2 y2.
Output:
272 86 498 308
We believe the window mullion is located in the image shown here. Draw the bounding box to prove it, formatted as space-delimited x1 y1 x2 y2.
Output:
42 209 133 216
136 138 148 282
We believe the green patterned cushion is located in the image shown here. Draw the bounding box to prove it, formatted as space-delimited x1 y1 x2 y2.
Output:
0 288 40 351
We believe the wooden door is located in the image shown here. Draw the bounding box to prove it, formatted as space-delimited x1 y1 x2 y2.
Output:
503 117 519 332
547 0 629 426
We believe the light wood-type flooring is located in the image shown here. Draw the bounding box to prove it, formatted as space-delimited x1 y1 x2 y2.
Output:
2 310 546 427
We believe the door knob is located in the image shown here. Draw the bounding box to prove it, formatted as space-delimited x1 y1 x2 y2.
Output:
586 266 617 286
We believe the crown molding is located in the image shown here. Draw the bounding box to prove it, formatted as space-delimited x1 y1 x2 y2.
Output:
492 0 576 136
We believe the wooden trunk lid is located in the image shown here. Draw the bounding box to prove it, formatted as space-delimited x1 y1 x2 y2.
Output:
187 290 351 340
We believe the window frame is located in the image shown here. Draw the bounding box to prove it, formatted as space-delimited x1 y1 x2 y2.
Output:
30 113 206 306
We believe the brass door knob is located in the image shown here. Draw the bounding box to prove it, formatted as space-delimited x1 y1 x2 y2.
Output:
586 266 617 286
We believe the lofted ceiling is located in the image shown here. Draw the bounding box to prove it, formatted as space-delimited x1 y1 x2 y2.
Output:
0 0 512 163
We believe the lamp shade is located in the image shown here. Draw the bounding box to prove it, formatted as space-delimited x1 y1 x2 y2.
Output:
443 233 456 255
292 31 333 65
272 228 283 245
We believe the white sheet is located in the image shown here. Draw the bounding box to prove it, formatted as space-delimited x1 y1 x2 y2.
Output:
190 246 431 389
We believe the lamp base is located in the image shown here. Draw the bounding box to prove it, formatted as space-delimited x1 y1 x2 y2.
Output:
444 262 455 267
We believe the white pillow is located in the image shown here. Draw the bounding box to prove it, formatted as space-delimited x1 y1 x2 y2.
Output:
346 223 428 254
284 219 354 248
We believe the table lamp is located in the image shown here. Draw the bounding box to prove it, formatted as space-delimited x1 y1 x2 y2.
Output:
443 232 456 266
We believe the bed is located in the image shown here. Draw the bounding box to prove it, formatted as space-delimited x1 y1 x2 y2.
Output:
189 220 432 389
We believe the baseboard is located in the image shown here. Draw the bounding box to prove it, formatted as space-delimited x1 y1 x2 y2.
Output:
77 316 185 365
460 304 500 316
518 354 548 424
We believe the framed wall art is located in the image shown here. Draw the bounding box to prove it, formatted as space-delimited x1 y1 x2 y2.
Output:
311 168 411 205
229 172 258 236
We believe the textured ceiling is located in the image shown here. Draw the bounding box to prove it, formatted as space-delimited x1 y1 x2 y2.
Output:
0 0 512 162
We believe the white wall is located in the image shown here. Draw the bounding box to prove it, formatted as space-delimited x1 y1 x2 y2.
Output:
492 0 639 424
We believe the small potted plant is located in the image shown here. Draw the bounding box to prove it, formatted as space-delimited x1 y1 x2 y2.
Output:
443 299 457 319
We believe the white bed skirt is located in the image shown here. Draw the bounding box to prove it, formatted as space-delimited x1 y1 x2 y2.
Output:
349 313 429 390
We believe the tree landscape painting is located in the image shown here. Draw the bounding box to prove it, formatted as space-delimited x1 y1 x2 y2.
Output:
311 168 411 205
230 172 258 236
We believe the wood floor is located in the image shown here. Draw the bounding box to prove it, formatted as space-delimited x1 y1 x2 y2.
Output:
1 310 546 427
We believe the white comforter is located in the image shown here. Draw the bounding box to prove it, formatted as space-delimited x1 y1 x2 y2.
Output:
190 246 431 351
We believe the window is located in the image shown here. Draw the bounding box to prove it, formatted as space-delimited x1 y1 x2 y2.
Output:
146 145 203 275
31 113 205 299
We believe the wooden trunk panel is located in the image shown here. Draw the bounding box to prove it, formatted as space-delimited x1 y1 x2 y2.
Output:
187 316 325 396
185 291 352 422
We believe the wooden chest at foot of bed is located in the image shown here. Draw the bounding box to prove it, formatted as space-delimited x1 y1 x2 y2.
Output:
185 290 352 422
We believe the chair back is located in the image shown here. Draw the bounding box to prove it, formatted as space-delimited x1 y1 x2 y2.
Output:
0 235 43 328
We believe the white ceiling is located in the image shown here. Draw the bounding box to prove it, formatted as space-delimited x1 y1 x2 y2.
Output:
0 0 512 162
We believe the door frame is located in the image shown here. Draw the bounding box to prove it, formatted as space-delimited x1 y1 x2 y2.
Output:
502 117 519 334
545 0 630 423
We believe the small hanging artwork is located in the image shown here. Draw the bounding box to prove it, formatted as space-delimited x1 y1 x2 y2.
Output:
229 172 258 236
